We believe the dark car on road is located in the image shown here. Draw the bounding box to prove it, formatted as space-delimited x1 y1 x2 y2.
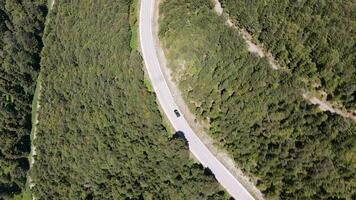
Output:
174 109 181 117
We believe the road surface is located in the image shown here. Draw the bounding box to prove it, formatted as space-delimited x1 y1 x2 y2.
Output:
139 0 255 199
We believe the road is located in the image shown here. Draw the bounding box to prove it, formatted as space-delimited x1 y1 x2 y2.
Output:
139 0 254 199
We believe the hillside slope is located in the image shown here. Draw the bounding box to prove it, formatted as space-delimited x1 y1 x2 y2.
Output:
221 0 356 111
159 0 356 199
30 0 227 199
0 0 47 198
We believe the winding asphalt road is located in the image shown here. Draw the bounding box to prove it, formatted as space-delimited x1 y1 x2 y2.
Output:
139 0 254 199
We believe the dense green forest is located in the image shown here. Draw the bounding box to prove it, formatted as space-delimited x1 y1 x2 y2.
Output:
30 0 227 199
220 0 356 110
0 0 47 198
159 0 356 199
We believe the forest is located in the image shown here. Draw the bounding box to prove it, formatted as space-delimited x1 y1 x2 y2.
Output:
0 0 47 198
159 0 355 199
220 0 356 110
29 0 228 199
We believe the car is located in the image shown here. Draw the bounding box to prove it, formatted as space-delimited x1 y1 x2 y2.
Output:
174 109 181 117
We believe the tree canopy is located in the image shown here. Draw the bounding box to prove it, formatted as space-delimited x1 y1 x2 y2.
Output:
221 0 356 109
30 0 228 199
0 0 47 198
159 0 356 199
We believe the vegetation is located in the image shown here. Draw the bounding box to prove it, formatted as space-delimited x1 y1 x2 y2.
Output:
129 0 139 50
0 0 47 198
159 0 356 199
221 0 356 110
30 0 227 199
12 188 31 200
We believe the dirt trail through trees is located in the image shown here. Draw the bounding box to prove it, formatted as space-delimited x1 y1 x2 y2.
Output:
213 0 355 122
29 83 41 189
28 0 56 196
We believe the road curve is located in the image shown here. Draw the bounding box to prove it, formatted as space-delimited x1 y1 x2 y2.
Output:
139 0 254 199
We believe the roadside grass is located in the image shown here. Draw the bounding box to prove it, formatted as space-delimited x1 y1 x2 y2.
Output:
130 26 138 50
143 78 154 92
129 0 139 50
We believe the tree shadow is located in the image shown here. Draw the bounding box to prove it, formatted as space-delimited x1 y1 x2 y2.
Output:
173 131 188 146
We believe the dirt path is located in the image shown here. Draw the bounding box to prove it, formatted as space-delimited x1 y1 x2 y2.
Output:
213 0 278 70
213 0 356 122
28 1 55 198
149 0 264 199
303 92 356 121
29 83 41 189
